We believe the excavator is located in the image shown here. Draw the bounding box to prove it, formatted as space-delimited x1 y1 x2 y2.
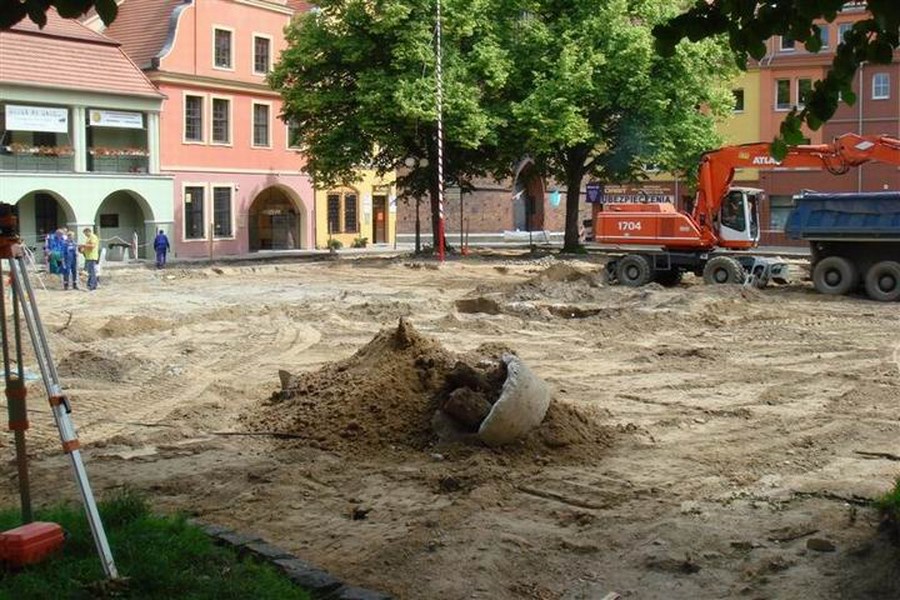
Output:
597 133 900 287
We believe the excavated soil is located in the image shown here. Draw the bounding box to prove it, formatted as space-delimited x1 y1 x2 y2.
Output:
3 254 900 600
245 318 610 461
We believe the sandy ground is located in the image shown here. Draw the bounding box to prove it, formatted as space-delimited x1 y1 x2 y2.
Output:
1 253 900 599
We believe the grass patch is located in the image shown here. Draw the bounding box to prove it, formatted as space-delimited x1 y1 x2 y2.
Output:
875 477 900 542
0 490 310 600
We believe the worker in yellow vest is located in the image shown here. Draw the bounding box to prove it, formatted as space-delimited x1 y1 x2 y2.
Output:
79 227 100 291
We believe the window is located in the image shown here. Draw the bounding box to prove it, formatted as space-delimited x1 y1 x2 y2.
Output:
327 193 341 234
816 25 829 48
213 186 233 238
184 186 205 240
769 195 794 230
214 28 232 69
211 98 230 144
732 89 745 112
184 95 203 142
873 73 890 99
343 193 358 234
99 214 119 228
252 103 270 147
780 36 795 51
326 191 359 234
287 120 302 149
838 23 853 44
254 36 271 74
776 79 791 110
798 78 812 107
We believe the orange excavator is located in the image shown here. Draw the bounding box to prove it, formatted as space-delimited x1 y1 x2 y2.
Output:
597 133 900 287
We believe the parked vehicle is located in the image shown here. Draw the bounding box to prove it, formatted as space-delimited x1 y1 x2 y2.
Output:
598 134 900 288
786 191 900 301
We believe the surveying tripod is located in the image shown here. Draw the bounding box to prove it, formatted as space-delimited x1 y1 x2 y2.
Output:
0 204 117 578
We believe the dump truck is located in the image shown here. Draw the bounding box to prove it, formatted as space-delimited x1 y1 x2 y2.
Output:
785 191 900 301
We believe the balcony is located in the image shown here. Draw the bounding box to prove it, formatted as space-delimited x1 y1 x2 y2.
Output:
89 153 149 174
0 145 75 172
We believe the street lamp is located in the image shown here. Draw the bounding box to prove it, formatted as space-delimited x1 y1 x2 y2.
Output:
404 157 429 254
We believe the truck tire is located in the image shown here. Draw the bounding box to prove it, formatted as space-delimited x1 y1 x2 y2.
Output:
703 256 745 285
812 256 857 296
655 269 683 287
864 261 900 302
616 254 652 287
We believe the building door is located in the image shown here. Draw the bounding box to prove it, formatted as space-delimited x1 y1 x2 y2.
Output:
372 195 387 243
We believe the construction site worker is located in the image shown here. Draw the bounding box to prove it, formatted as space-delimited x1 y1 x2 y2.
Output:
47 229 66 281
62 232 78 290
153 229 170 269
79 227 99 291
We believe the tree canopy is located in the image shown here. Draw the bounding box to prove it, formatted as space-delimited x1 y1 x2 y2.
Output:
270 0 510 246
654 1 899 153
273 0 736 252
0 0 117 29
491 0 737 250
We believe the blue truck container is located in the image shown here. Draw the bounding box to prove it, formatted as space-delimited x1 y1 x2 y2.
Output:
785 191 900 301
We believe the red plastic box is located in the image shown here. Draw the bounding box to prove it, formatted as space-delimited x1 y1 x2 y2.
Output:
0 522 64 567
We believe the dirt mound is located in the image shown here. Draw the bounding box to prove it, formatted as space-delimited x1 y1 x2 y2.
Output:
244 320 609 459
527 263 596 284
99 315 170 338
58 350 136 382
246 319 456 451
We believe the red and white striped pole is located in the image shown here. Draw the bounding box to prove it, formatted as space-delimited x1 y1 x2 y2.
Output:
435 0 445 262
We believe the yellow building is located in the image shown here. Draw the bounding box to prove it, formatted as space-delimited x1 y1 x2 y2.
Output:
721 69 762 182
315 170 397 249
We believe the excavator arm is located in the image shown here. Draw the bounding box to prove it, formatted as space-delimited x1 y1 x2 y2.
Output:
692 133 900 241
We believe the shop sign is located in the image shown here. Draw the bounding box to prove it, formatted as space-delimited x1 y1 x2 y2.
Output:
89 109 144 129
5 104 68 133
597 184 674 204
585 182 601 203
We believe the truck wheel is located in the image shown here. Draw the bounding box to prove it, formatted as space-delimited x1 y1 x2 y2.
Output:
703 256 745 285
812 256 857 296
864 261 900 302
616 254 652 287
655 269 683 287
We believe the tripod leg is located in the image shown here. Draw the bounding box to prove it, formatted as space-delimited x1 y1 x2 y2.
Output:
8 256 118 579
0 261 32 523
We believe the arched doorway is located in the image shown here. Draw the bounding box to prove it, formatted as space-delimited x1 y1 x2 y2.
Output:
95 190 154 259
512 160 545 231
249 186 302 251
15 190 75 251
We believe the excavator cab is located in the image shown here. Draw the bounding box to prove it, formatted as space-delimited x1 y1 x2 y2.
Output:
717 188 761 249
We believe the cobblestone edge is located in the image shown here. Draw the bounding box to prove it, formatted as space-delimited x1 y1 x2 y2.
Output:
189 519 392 600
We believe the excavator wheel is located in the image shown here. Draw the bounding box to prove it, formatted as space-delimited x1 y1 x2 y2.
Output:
654 269 683 287
702 256 745 285
812 256 857 296
616 254 653 287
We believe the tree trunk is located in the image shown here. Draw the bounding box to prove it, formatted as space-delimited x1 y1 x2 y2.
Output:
562 152 587 253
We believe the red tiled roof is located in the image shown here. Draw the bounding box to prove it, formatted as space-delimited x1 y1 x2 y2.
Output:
0 10 162 99
102 0 186 69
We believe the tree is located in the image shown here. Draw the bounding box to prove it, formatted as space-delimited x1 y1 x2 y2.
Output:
654 1 899 155
270 0 510 250
492 0 737 252
0 0 117 29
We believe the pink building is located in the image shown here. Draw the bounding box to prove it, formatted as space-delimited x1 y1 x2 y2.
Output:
90 0 313 257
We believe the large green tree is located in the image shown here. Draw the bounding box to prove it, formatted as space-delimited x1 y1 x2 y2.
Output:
270 0 510 248
0 0 117 29
493 0 737 252
654 1 899 152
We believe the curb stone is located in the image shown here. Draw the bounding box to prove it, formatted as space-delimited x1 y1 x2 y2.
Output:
189 519 392 599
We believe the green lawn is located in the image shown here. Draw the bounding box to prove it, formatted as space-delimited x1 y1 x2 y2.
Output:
0 490 310 600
